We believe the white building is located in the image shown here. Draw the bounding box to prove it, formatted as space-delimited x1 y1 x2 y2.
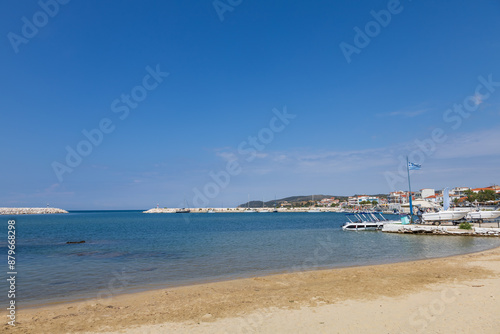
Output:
450 187 470 196
348 195 379 206
421 188 435 199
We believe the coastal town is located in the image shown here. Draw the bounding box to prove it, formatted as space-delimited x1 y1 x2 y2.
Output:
2 185 497 215
141 185 500 214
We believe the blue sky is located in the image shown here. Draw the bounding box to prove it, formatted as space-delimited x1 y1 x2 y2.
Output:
1 0 499 209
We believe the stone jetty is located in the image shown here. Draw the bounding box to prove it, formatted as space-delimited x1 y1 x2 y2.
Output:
382 223 500 237
0 207 68 215
143 207 343 213
143 208 177 213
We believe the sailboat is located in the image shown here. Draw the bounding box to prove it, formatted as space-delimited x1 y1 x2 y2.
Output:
244 194 257 213
422 188 467 223
272 195 278 213
259 196 270 213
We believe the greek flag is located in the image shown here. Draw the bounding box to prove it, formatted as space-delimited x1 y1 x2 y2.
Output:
408 162 421 170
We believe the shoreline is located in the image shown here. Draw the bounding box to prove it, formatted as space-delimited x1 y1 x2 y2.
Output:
5 245 500 333
16 239 500 310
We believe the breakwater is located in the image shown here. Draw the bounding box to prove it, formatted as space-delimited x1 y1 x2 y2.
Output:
0 208 68 215
143 207 345 213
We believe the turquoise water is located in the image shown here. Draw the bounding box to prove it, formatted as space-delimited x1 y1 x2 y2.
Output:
2 211 500 306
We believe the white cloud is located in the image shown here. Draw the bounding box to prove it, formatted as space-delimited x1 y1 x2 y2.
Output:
377 108 429 118
216 151 238 162
433 127 500 159
206 126 500 196
472 92 485 106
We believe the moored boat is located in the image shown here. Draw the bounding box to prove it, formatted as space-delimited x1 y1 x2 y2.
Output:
422 211 467 222
466 211 500 220
342 212 399 231
342 221 384 231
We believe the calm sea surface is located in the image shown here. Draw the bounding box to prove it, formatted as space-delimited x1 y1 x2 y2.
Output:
2 211 500 306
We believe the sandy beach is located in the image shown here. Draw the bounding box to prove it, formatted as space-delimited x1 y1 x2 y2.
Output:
4 246 500 334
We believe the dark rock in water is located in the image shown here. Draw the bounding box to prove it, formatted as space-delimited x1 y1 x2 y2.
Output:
66 240 85 244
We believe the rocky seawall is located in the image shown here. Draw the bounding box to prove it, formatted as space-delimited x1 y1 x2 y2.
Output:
143 208 177 213
0 208 68 215
382 223 500 237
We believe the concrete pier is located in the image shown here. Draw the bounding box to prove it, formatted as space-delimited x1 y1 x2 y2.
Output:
382 223 500 237
143 207 344 213
0 207 68 215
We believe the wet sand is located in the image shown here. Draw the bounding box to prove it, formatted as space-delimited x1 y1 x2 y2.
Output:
3 246 500 333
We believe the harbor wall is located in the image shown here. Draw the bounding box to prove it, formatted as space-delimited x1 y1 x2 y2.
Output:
382 223 500 237
0 208 68 215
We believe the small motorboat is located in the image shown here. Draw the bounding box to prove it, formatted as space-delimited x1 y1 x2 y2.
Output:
421 188 468 223
342 220 385 231
466 211 500 221
342 212 399 231
422 211 467 222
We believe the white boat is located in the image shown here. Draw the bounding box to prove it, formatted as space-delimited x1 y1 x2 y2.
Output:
342 221 384 230
207 209 215 213
244 194 256 212
466 211 500 220
422 211 468 222
342 212 399 231
259 197 270 212
421 188 468 223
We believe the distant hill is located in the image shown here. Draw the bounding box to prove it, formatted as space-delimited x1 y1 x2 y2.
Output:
238 195 348 208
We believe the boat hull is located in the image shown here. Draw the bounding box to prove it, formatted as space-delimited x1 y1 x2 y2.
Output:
422 211 467 222
466 211 500 220
342 222 384 231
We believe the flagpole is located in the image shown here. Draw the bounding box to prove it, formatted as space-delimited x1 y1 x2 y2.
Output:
406 156 414 223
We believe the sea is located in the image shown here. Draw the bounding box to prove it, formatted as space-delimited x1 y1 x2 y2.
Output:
2 211 500 307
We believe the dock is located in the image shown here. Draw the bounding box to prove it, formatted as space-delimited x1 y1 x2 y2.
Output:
382 223 500 237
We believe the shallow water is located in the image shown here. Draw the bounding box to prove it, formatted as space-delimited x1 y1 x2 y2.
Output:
2 211 500 306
